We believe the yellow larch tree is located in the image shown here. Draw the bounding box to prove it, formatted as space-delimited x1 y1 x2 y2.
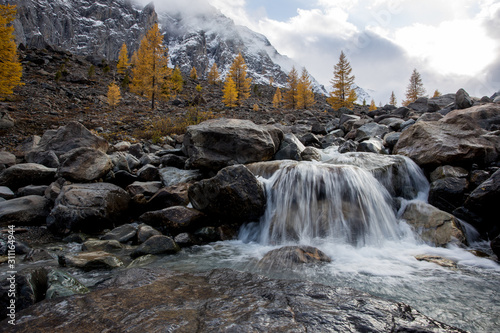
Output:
229 52 252 105
283 66 299 109
107 82 121 109
190 66 198 80
402 69 426 106
117 43 130 74
433 89 442 98
369 99 377 111
389 91 397 106
272 87 283 108
223 76 238 107
327 51 357 109
170 66 184 96
0 4 23 98
207 63 220 85
131 23 171 110
297 67 315 109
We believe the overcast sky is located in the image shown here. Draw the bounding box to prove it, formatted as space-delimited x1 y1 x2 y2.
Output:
143 0 500 104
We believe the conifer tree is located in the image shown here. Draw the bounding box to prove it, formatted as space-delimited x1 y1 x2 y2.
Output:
107 82 121 109
327 51 357 109
170 66 184 95
272 87 283 108
223 76 238 107
389 91 397 106
297 67 315 109
190 66 198 80
229 52 252 104
117 43 130 74
207 63 220 85
369 99 377 111
131 24 171 110
403 69 426 106
0 4 23 98
283 66 299 109
433 89 441 98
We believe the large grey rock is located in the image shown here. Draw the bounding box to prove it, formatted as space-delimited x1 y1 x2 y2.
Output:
0 163 56 190
429 177 467 214
355 122 390 142
57 147 113 182
442 103 500 131
455 88 474 109
401 202 467 247
159 167 201 187
0 195 50 227
0 186 14 200
59 251 124 271
32 122 108 156
188 165 266 223
140 206 205 235
81 239 123 252
9 268 466 333
100 224 138 243
47 183 130 235
25 150 59 168
274 133 305 161
183 118 283 171
258 246 331 269
131 235 180 258
126 181 162 197
0 151 16 167
0 111 14 129
45 269 89 300
430 165 468 182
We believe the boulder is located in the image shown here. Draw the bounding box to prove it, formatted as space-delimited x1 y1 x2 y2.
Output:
300 147 322 162
183 118 283 171
0 151 16 167
274 133 305 161
130 235 180 258
82 239 123 252
160 154 187 169
126 181 162 197
140 206 205 235
17 185 48 197
174 232 202 247
441 103 500 131
407 97 430 113
25 150 60 168
145 184 190 211
137 164 160 181
417 112 443 122
137 224 162 244
415 255 457 269
0 163 56 190
357 138 386 154
0 186 14 200
400 119 415 131
401 202 467 247
100 224 138 243
393 118 499 168
47 183 130 235
428 177 467 214
32 122 108 156
57 147 113 182
159 167 201 187
0 195 51 227
188 165 266 223
455 88 474 109
299 133 322 148
59 251 124 271
45 269 89 300
383 132 401 149
258 246 331 269
0 111 15 129
355 122 390 142
430 165 468 182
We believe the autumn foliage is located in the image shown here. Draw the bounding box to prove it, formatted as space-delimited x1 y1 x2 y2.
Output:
229 53 252 105
107 82 121 109
223 76 238 107
403 68 426 106
0 4 23 98
117 43 130 74
284 66 299 109
327 51 357 109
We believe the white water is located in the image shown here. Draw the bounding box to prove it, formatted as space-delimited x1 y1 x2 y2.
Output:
156 156 500 332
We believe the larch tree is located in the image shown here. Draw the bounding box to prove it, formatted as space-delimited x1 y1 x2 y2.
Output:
170 66 184 95
326 51 357 109
0 4 23 98
297 67 315 109
433 89 442 98
272 87 283 108
389 91 397 106
190 66 198 80
107 82 121 109
117 43 130 74
403 69 426 106
229 52 252 104
369 99 377 111
223 76 238 107
207 63 220 85
283 66 299 109
131 23 171 110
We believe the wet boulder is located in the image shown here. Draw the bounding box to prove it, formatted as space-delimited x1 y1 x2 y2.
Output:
183 118 283 171
57 147 113 182
355 122 390 142
47 183 130 235
455 88 474 110
59 251 124 271
258 246 331 269
126 181 162 197
442 103 500 131
0 151 16 168
0 195 51 227
188 165 266 223
274 133 305 161
139 206 206 235
100 224 138 243
0 163 56 190
131 235 180 258
401 202 467 247
428 177 468 214
159 167 201 187
82 239 123 252
25 150 60 168
137 224 162 244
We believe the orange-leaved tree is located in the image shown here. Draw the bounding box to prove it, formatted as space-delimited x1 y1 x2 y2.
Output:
229 52 251 105
190 66 198 80
327 51 357 109
283 66 299 109
107 82 121 109
131 23 171 110
208 63 220 85
297 67 315 109
117 43 130 74
223 76 238 107
0 4 23 99
272 87 282 108
403 69 425 106
389 91 397 106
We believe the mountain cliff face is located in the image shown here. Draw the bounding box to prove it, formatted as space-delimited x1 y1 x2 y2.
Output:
4 0 326 91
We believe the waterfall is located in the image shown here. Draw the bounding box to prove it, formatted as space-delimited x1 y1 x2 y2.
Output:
243 158 422 246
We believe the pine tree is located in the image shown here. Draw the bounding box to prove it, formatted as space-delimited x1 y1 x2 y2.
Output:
403 69 426 106
107 82 121 109
117 43 130 74
283 66 299 109
297 67 315 109
190 66 198 80
0 4 23 98
326 51 357 109
207 63 220 85
170 66 184 95
272 87 283 108
223 76 238 107
389 91 397 106
229 53 252 104
369 99 377 111
131 24 171 110
433 89 441 98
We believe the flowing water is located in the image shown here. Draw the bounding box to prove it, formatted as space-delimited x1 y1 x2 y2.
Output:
156 155 500 333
